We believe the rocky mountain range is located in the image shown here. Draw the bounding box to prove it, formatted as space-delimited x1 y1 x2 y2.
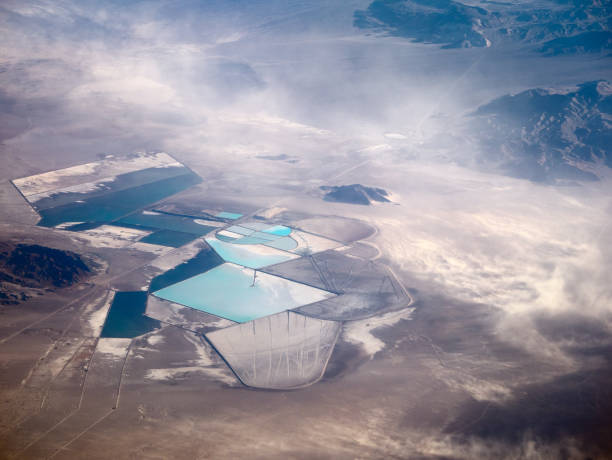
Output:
0 243 91 305
471 80 611 182
355 0 611 53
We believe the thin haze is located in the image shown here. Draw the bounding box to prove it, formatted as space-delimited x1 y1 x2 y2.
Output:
1 1 611 457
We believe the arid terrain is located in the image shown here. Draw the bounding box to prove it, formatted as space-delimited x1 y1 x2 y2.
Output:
1 1 611 458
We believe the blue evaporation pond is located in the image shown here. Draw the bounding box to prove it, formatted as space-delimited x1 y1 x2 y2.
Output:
206 237 296 269
149 246 223 292
217 211 243 220
117 211 215 236
37 171 201 228
101 291 160 338
262 225 292 236
32 166 191 211
152 263 333 323
138 229 197 248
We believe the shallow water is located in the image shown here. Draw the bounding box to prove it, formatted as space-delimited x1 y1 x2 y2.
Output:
117 210 216 236
153 263 334 322
101 291 161 338
138 229 198 247
31 166 191 211
206 237 297 269
148 245 224 292
37 172 201 228
216 211 243 220
225 225 255 236
218 224 296 249
262 225 292 236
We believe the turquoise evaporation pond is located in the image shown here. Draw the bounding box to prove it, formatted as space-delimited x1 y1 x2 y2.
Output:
262 225 291 236
205 237 296 269
221 223 296 250
152 263 334 323
238 222 292 237
216 211 243 220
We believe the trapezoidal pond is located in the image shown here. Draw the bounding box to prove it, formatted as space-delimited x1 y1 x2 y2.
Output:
206 311 341 389
212 221 342 259
151 262 335 323
205 237 299 269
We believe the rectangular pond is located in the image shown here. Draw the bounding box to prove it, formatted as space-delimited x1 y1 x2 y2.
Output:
116 210 216 236
101 291 161 338
30 165 191 211
216 211 243 220
138 229 198 248
37 171 202 228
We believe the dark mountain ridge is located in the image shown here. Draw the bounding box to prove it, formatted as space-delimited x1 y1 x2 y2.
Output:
355 0 611 54
0 243 92 304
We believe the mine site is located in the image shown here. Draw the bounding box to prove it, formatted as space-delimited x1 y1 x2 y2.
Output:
0 151 418 456
1 1 611 458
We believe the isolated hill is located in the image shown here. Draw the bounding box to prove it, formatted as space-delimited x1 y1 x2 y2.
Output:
320 184 391 205
0 243 91 304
